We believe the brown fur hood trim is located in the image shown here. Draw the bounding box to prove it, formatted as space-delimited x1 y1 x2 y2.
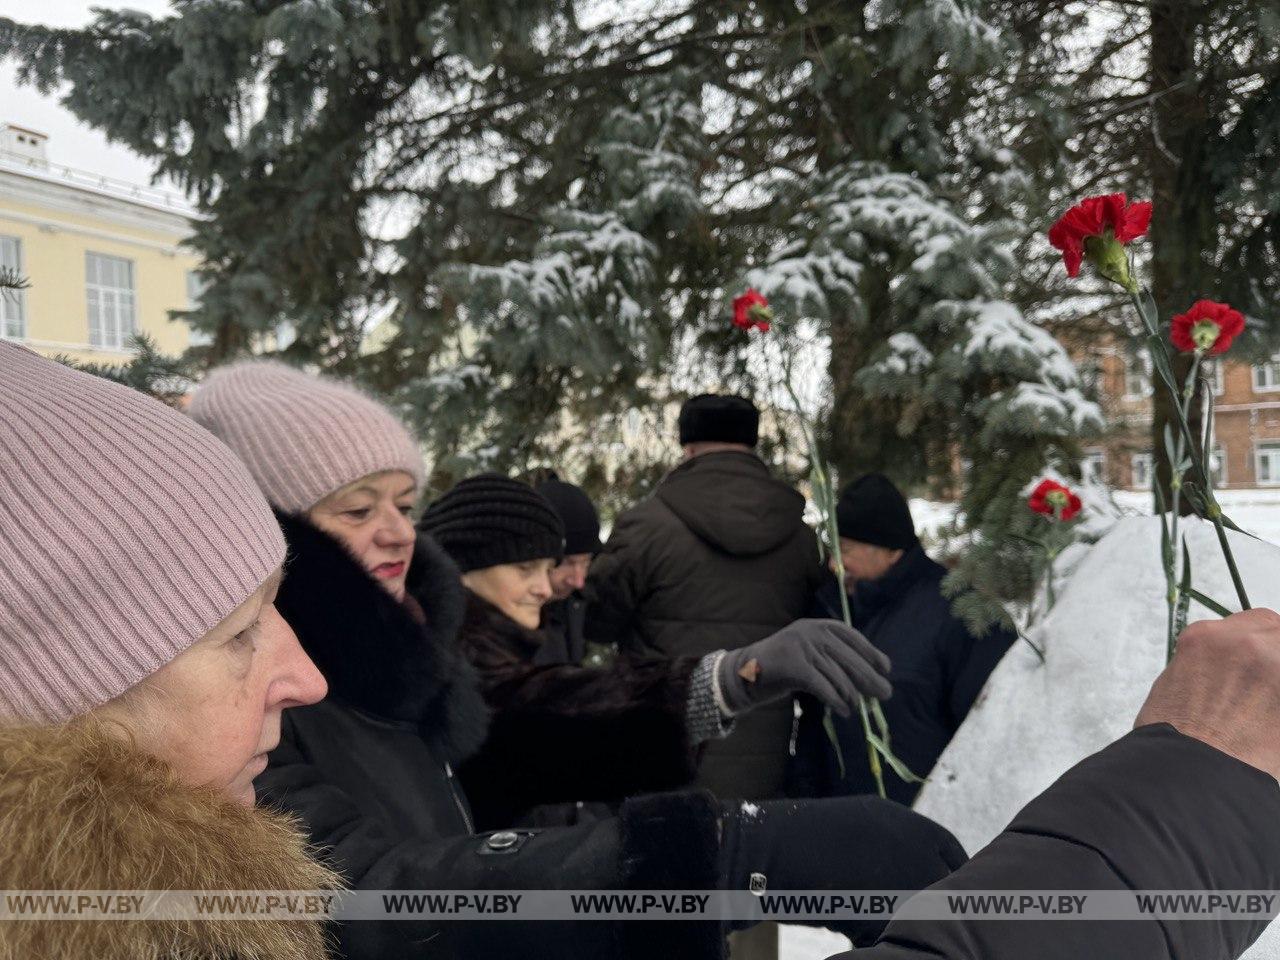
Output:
0 721 340 960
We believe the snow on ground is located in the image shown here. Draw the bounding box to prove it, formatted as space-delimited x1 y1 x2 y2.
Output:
1111 487 1280 546
913 514 1276 846
780 925 851 959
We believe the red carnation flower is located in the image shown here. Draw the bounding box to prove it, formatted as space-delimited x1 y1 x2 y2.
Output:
1170 299 1245 356
733 288 772 332
1028 479 1082 522
1047 193 1152 285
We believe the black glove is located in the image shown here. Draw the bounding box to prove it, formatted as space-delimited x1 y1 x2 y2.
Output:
717 619 892 717
717 795 967 945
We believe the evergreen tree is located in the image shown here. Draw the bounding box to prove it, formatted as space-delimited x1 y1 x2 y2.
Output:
983 1 1280 509
55 334 196 406
2 0 1103 624
0 266 27 292
746 163 1099 627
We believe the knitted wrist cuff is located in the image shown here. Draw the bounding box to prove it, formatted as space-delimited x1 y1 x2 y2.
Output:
686 651 735 742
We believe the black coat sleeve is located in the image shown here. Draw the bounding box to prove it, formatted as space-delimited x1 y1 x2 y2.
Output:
461 656 701 829
583 508 651 649
824 724 1280 960
258 734 724 960
942 617 1016 727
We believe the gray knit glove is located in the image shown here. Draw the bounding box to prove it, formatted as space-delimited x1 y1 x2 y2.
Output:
715 619 891 717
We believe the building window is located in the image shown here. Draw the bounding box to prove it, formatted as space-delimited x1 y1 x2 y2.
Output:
1256 443 1280 486
1210 442 1227 486
1082 448 1105 484
1077 355 1103 396
0 235 24 340
86 252 136 351
1131 452 1153 490
1123 354 1152 399
1253 356 1280 393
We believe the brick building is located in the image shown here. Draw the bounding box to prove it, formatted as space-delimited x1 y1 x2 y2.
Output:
1076 338 1280 490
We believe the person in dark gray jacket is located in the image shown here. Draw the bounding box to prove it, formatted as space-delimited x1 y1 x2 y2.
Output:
587 394 828 801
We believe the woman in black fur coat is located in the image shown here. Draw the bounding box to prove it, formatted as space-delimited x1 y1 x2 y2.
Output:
417 472 899 830
452 579 701 830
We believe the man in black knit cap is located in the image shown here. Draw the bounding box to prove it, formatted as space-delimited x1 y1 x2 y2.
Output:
795 473 1016 804
534 474 603 666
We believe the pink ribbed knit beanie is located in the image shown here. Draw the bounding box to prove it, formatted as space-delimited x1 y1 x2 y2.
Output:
0 342 285 723
188 360 424 514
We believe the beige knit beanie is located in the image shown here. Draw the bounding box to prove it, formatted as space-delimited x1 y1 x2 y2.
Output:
0 342 285 722
188 360 424 513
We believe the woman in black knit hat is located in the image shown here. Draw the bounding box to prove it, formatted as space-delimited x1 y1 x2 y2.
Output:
418 473 896 831
424 473 570 633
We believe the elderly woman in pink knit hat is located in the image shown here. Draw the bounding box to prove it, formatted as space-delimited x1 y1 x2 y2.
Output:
0 343 334 960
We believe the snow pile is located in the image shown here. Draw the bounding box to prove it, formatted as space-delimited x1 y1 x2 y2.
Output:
914 515 1280 959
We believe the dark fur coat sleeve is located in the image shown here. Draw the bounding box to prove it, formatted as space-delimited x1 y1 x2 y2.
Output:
457 593 702 830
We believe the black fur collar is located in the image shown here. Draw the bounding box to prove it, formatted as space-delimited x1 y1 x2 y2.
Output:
274 511 490 765
459 590 544 672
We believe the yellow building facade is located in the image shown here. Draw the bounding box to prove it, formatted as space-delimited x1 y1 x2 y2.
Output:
0 124 201 365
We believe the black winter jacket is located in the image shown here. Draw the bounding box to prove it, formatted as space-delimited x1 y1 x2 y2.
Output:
451 589 701 831
795 545 1015 803
255 513 724 960
536 593 588 665
831 724 1280 960
587 450 827 798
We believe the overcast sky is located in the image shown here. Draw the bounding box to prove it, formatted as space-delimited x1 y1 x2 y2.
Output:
1 1 175 185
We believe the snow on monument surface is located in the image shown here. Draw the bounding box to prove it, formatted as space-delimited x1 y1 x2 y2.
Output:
914 515 1280 958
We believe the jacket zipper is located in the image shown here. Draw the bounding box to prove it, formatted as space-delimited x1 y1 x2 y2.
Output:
444 762 474 833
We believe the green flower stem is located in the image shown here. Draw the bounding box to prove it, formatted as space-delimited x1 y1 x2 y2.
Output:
1210 505 1251 612
1164 353 1199 655
1129 289 1251 612
1044 548 1057 611
773 344 920 798
1154 484 1177 661
1186 585 1235 618
1017 629 1046 663
1130 291 1205 476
